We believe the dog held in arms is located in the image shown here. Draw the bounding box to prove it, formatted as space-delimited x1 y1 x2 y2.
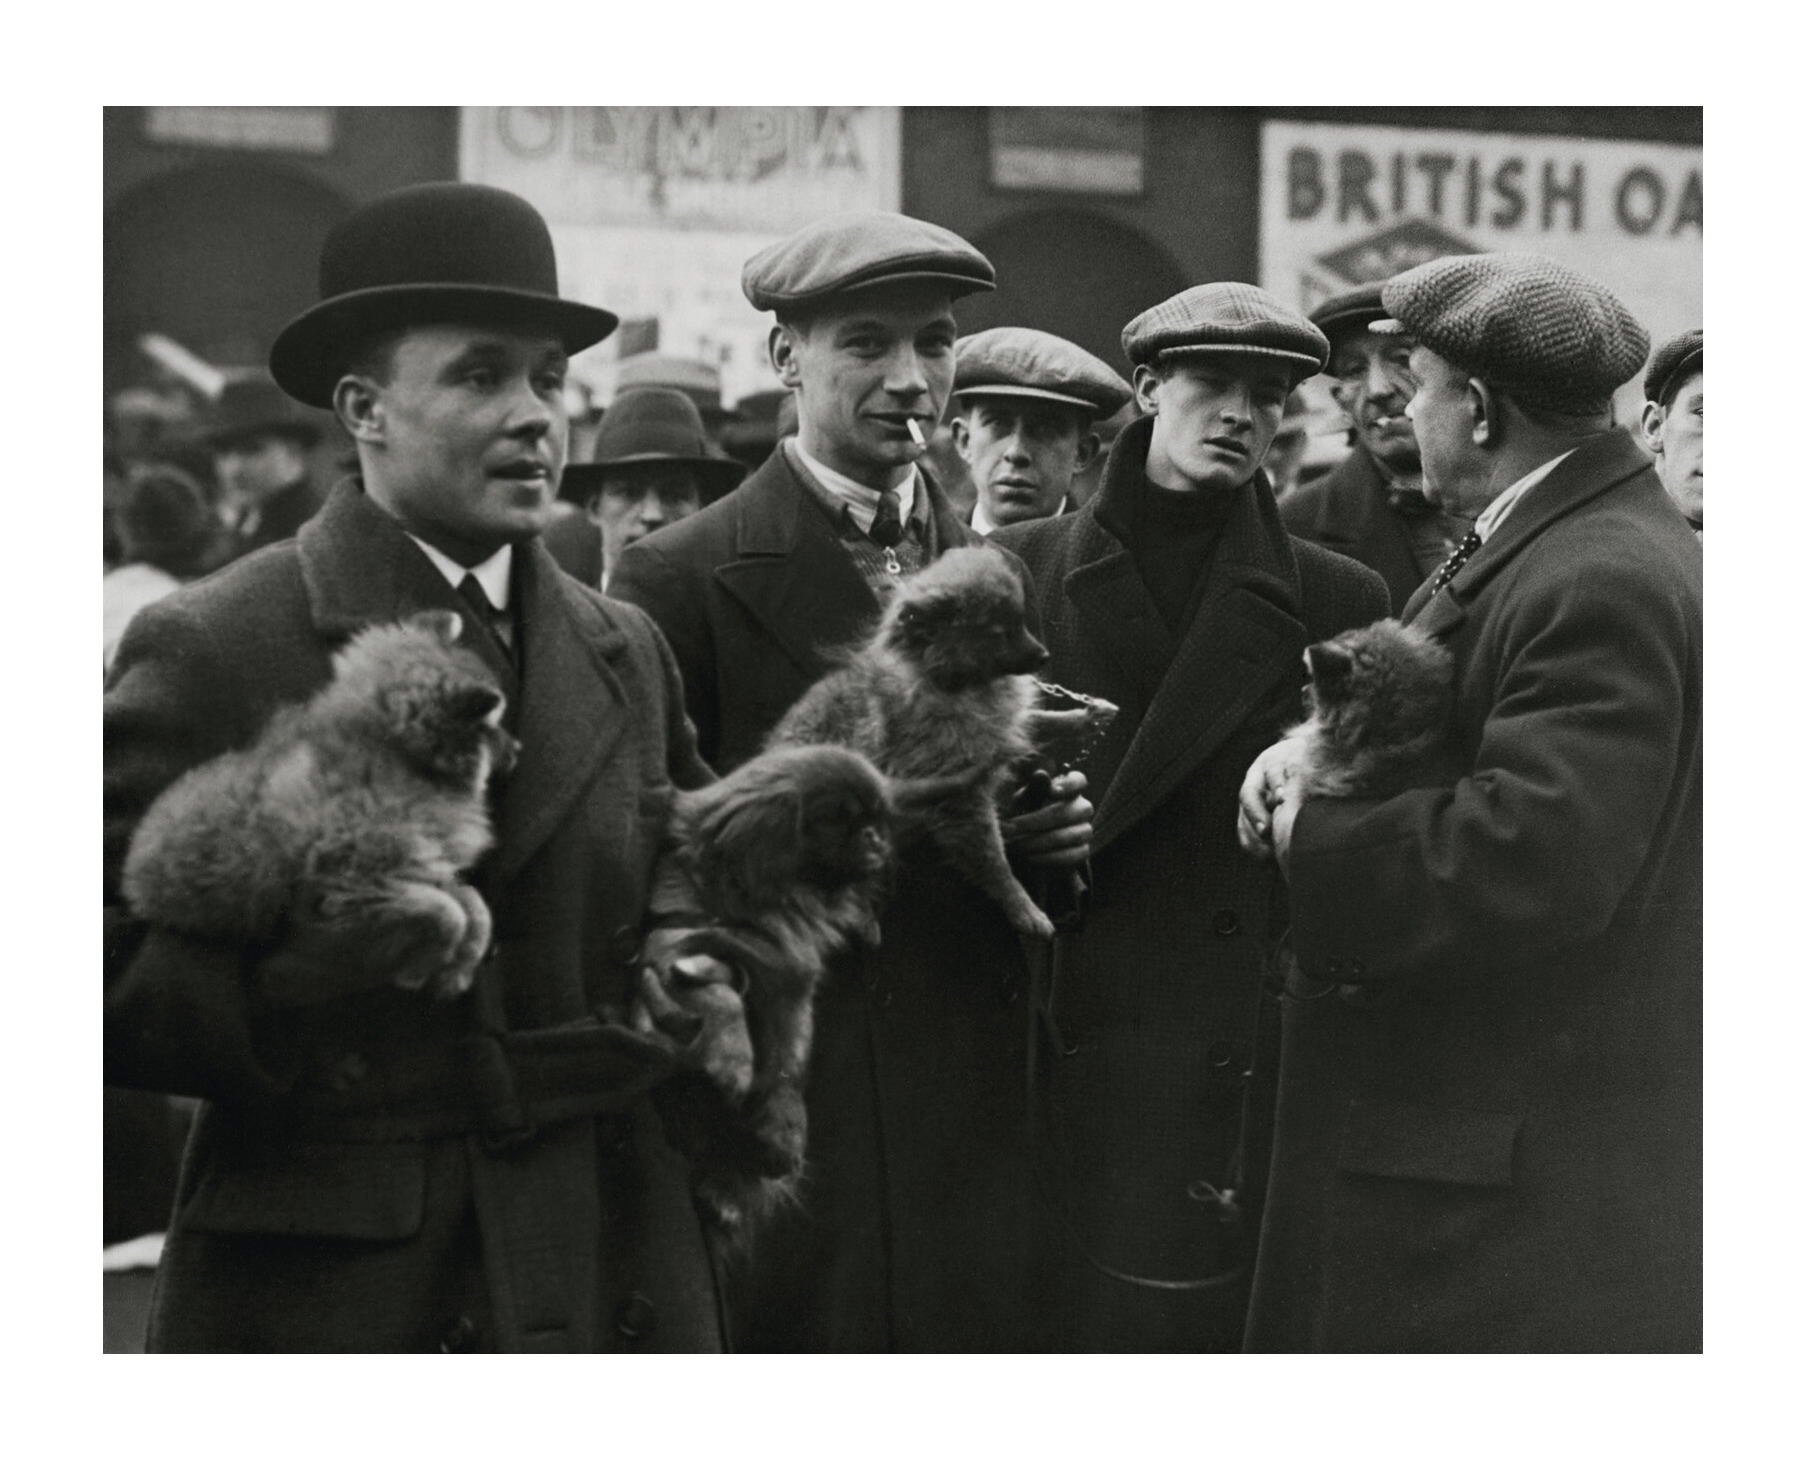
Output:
121 610 516 1004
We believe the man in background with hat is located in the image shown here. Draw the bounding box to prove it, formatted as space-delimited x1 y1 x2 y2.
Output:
1641 327 1703 533
611 210 1093 1351
949 326 1131 535
1280 282 1471 612
544 386 746 591
991 282 1387 1350
105 182 753 1352
203 371 330 561
1238 253 1701 1351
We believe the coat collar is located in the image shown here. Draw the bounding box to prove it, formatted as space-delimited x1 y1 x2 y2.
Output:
1064 416 1310 851
297 480 634 889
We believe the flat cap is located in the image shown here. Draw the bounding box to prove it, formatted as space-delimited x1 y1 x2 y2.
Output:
1644 328 1702 405
742 212 995 314
953 327 1133 419
1308 282 1389 345
1378 252 1650 414
1121 282 1329 378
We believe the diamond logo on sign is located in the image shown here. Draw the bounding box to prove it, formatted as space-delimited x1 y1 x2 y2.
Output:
1315 219 1479 287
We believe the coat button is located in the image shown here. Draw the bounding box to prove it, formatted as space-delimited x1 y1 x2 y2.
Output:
1326 958 1344 978
439 1315 478 1353
1347 957 1367 978
615 1292 657 1341
1212 909 1240 936
326 1052 369 1092
610 924 642 964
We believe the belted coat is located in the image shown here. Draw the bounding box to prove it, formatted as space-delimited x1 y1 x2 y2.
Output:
611 446 1068 1350
104 481 724 1352
1247 430 1703 1352
992 415 1387 1349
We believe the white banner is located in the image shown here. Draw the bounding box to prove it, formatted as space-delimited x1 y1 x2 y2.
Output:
1260 121 1701 416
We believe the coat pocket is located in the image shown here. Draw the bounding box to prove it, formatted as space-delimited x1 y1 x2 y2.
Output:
181 1141 428 1240
1337 1101 1518 1189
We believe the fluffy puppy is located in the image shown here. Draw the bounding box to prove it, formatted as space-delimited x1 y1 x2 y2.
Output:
1285 617 1454 799
769 545 1056 939
634 744 916 1237
122 610 517 1003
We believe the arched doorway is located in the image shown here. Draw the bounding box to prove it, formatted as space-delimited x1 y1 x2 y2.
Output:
959 208 1187 375
104 162 352 393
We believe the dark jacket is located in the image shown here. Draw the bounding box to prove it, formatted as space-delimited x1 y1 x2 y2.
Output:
993 416 1387 1350
611 446 1067 1350
1280 442 1440 614
104 482 724 1352
541 506 603 590
230 477 326 560
1248 430 1703 1352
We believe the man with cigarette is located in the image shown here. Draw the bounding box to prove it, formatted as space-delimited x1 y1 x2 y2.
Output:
611 211 1091 1350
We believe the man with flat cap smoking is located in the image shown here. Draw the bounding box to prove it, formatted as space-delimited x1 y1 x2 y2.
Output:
1239 254 1702 1351
991 283 1387 1350
1641 328 1703 533
611 211 1092 1350
949 326 1131 534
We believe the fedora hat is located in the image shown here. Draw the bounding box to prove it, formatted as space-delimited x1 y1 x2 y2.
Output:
560 388 747 504
270 182 619 409
204 372 325 450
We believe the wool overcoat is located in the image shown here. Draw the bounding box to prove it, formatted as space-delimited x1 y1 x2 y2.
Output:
610 446 1069 1350
104 481 725 1353
1280 442 1432 614
992 415 1387 1350
1246 430 1703 1352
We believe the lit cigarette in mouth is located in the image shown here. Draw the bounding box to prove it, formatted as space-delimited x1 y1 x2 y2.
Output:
906 417 927 449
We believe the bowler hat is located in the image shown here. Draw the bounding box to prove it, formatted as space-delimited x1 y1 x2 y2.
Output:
560 388 746 504
270 183 619 409
204 372 324 450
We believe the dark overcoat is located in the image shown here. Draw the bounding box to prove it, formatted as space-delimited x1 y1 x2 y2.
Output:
104 482 725 1353
1280 442 1428 614
611 447 1068 1350
1247 430 1703 1352
992 415 1387 1350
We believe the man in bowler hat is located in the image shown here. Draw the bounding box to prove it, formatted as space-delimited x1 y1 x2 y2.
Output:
949 326 1131 535
610 211 1093 1350
1239 254 1702 1350
105 182 751 1351
990 283 1387 1349
1281 283 1471 612
544 387 746 591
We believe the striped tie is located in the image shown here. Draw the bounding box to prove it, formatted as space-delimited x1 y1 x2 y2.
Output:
1425 529 1483 595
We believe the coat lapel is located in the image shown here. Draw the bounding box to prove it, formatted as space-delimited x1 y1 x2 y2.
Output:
714 449 881 676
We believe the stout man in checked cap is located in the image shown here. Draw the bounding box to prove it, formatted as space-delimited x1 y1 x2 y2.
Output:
990 283 1387 1350
1238 253 1702 1351
611 211 1093 1351
105 183 761 1352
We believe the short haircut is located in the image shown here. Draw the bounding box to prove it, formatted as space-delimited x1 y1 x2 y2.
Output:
341 326 408 388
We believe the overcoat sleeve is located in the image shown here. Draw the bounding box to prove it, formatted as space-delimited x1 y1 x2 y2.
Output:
104 599 303 1104
1286 552 1692 982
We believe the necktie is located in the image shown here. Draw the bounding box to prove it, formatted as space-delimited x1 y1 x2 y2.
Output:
1425 529 1483 596
457 573 513 660
869 489 904 549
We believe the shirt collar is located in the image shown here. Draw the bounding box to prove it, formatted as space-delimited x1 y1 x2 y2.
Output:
971 492 1067 536
405 534 514 609
1474 449 1577 543
792 439 918 535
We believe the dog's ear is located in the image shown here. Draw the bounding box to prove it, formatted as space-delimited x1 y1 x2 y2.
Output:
1306 640 1353 690
447 683 504 723
696 780 804 912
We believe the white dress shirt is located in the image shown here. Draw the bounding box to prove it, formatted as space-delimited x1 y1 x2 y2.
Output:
1474 449 1576 543
792 440 919 534
405 534 514 610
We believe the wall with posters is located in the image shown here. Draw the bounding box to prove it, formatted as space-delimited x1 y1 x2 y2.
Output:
1260 120 1702 417
459 107 902 407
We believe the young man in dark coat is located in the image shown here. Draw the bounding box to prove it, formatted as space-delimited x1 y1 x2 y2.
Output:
203 373 330 561
1279 283 1470 612
610 212 1092 1350
1239 253 1702 1351
990 284 1389 1350
105 183 749 1352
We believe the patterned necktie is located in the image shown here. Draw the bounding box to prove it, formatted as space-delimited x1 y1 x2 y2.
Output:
457 572 513 660
1425 529 1483 595
869 489 905 549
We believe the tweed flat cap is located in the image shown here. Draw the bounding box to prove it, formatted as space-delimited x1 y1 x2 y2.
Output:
742 212 995 314
1308 282 1390 345
1121 283 1329 379
1378 252 1650 413
1644 328 1703 405
953 327 1133 418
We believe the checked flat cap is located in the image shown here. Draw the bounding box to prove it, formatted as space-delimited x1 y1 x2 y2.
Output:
1121 282 1329 379
1644 328 1703 405
954 327 1133 419
1378 252 1650 414
742 212 995 314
